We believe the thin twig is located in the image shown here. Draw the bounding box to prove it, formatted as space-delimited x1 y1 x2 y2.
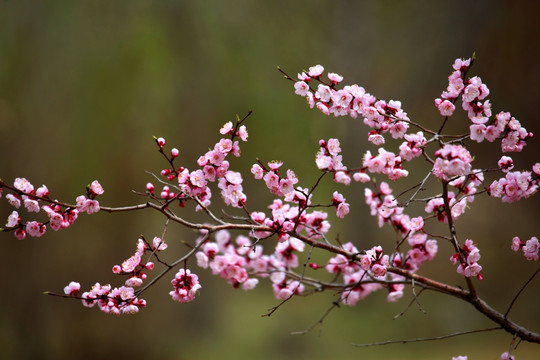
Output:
290 299 341 335
504 266 540 318
352 327 502 347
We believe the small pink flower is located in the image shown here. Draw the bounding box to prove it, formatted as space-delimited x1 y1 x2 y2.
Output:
6 193 21 208
64 281 81 296
368 132 385 145
156 137 166 148
294 81 310 96
237 125 248 141
251 164 264 179
408 216 424 232
6 211 20 227
328 72 343 84
14 177 34 193
36 185 50 198
122 252 141 273
435 98 455 116
308 64 324 77
152 237 168 251
498 156 514 173
220 121 233 135
90 180 104 196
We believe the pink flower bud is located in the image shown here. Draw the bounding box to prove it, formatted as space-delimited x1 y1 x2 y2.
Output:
145 262 154 270
157 137 166 148
146 182 154 193
171 148 179 158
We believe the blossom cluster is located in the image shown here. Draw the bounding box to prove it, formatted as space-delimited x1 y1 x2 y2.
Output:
65 281 146 315
425 171 484 223
170 269 202 303
489 169 538 203
2 178 103 240
250 155 349 232
294 65 410 142
195 229 306 299
450 239 483 278
315 138 371 185
511 236 539 261
432 144 473 180
64 236 168 314
149 121 249 210
436 58 531 152
251 160 299 197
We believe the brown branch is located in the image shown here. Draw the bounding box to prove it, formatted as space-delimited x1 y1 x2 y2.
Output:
352 327 502 347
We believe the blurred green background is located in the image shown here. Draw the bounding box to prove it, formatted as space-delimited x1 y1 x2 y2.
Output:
1 0 539 359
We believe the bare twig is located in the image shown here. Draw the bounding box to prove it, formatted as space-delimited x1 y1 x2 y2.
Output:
352 327 502 347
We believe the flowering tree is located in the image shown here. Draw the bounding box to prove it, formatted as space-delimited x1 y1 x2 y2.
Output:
1 56 539 359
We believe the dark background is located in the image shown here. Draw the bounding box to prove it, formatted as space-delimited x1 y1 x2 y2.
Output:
1 1 539 359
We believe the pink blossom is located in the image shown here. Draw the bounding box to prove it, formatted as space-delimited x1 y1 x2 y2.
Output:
294 81 310 96
308 64 324 77
156 137 166 148
6 193 21 208
26 221 46 237
523 237 539 261
14 177 34 193
64 281 81 296
237 125 248 141
36 185 49 197
498 156 514 173
435 98 455 116
408 216 424 231
152 237 168 251
353 172 370 183
122 252 141 273
328 72 343 84
368 132 385 145
500 352 515 360
532 162 540 176
469 124 486 143
315 84 332 102
220 121 233 135
6 211 20 227
23 199 40 213
224 171 242 185
90 180 104 196
433 144 472 180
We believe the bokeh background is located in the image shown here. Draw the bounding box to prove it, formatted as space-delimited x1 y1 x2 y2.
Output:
1 1 539 359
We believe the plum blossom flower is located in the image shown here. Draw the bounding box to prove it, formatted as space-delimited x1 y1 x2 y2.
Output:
6 211 20 227
308 64 324 77
64 281 81 296
220 121 233 135
434 98 455 116
89 180 104 196
294 81 309 96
